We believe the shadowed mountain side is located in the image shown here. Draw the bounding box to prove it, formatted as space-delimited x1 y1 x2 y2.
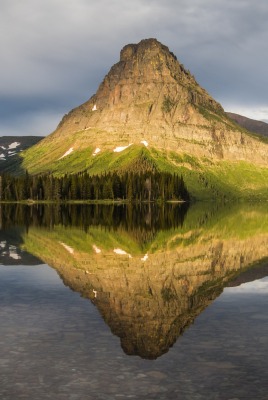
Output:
226 112 268 138
21 204 268 359
0 136 43 174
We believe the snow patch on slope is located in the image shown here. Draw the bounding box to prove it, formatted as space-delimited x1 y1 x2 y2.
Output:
8 142 20 149
93 148 101 156
141 253 149 262
59 242 74 254
59 147 74 159
114 248 132 258
113 144 133 153
141 140 149 147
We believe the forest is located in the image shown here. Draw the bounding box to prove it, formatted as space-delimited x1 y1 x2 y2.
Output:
0 171 190 202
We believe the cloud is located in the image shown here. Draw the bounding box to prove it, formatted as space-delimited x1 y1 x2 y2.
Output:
0 109 62 137
1 0 268 135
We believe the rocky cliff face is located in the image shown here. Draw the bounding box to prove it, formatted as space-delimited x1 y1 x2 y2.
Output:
22 38 268 174
57 39 223 135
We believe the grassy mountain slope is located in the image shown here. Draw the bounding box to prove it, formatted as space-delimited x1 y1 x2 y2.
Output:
21 139 268 200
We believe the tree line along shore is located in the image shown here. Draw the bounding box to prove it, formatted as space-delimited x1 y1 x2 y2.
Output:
0 171 190 203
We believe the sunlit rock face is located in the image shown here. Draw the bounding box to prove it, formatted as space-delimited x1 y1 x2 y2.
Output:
56 39 224 137
14 203 268 359
61 37 268 164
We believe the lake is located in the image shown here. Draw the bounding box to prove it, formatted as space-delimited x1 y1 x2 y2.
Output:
1 203 268 399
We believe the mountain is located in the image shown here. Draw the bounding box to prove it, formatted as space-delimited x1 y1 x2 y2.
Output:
226 112 268 138
0 136 43 174
18 39 268 199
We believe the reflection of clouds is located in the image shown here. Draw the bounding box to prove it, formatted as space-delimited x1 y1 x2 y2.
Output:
225 277 268 294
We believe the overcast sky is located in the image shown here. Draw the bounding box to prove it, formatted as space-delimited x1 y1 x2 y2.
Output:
1 0 268 137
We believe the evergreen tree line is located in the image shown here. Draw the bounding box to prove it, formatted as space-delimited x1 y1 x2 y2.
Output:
0 171 190 202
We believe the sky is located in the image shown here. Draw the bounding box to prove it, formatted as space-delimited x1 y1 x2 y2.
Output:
1 0 268 137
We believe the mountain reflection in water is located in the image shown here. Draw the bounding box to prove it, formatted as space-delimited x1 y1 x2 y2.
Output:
1 202 268 359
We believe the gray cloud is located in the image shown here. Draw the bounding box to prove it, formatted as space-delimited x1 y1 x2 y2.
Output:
1 0 268 136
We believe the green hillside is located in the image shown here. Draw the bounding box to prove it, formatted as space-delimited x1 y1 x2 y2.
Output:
21 142 268 201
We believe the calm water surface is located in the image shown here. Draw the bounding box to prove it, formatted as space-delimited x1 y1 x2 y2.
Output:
1 203 268 399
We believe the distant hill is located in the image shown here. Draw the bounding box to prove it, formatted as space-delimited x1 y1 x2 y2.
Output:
0 136 43 173
226 112 268 138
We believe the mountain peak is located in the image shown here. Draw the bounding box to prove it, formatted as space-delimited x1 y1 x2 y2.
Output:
56 38 224 137
120 38 176 62
118 38 184 83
